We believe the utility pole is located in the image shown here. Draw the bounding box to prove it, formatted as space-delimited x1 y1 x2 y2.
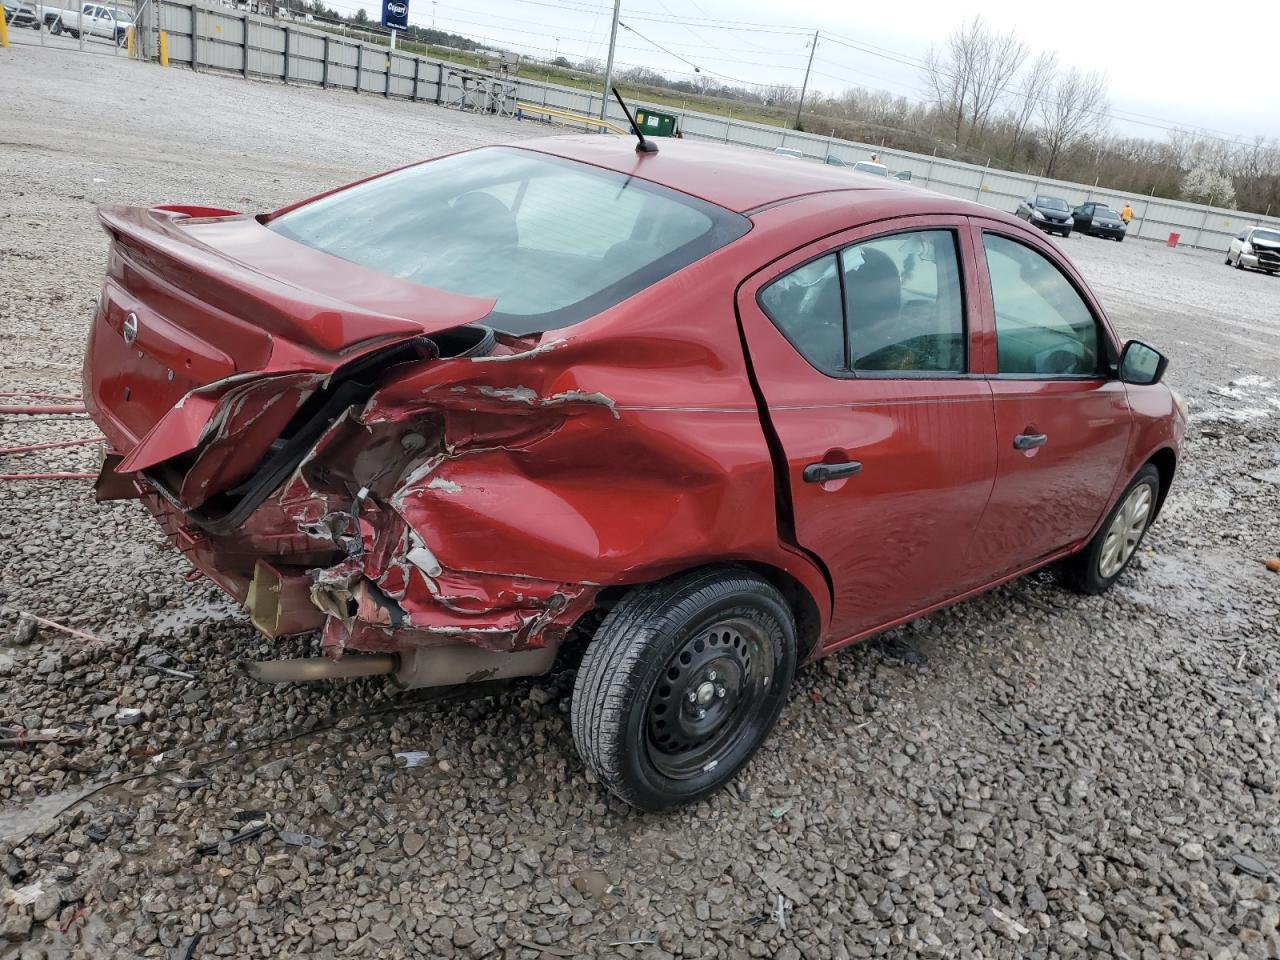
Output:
600 0 620 120
794 29 817 130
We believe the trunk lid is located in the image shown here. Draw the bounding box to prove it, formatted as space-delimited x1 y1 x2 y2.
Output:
85 205 495 504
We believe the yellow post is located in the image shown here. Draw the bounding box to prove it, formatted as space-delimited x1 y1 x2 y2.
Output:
158 30 168 65
126 25 134 57
0 11 9 49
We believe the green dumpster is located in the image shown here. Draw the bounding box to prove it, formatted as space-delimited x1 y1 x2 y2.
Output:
633 107 680 137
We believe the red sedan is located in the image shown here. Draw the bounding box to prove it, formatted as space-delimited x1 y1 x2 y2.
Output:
83 137 1184 810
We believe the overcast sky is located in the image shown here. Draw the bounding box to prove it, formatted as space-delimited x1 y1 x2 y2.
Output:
342 0 1280 144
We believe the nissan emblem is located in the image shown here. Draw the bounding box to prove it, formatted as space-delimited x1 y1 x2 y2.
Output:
123 311 139 346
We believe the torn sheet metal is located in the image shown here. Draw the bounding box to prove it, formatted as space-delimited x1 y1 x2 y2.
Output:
86 225 836 665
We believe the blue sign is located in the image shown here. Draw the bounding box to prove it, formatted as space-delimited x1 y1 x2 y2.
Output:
381 0 408 30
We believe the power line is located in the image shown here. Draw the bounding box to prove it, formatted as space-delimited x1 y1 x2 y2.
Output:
318 0 1271 145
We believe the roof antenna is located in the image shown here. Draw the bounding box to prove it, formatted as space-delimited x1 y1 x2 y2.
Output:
612 87 658 155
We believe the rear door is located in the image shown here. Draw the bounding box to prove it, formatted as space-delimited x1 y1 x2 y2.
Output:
965 221 1131 575
737 216 997 647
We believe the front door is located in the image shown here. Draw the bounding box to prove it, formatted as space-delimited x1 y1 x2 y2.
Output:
965 222 1132 575
737 217 997 647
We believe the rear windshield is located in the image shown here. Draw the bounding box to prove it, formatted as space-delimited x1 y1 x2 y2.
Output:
1036 196 1068 211
269 147 749 335
853 162 888 175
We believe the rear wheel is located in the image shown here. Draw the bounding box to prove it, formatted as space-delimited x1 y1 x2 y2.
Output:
50 17 61 33
571 567 797 811
1059 465 1160 594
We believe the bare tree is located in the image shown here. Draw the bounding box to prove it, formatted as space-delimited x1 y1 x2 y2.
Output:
1038 67 1108 177
1008 50 1057 158
760 83 799 109
922 16 1026 149
966 23 1026 146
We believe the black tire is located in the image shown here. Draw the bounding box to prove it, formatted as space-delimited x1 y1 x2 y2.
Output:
571 567 797 811
49 17 61 33
1059 464 1161 595
1236 255 1246 270
1226 255 1233 265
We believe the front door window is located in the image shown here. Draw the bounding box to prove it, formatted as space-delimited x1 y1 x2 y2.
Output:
983 234 1101 377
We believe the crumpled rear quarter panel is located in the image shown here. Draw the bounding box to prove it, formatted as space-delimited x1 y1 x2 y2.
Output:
121 250 832 659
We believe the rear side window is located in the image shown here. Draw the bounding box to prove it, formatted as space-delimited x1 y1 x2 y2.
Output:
758 254 843 374
269 147 749 335
843 231 965 373
983 234 1100 376
758 229 966 376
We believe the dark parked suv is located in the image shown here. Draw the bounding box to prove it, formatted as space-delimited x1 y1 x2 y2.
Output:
1072 203 1126 241
1016 195 1073 237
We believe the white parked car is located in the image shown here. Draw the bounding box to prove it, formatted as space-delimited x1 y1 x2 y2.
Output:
1226 226 1280 274
851 160 913 182
50 1 131 44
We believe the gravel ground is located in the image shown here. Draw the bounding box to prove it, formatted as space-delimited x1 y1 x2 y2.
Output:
3 45 1280 960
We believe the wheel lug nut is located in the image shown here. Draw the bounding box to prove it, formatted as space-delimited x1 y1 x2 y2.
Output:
687 691 697 703
716 686 726 698
707 670 718 681
696 709 706 719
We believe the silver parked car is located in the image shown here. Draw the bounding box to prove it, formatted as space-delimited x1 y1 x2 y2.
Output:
1226 226 1280 274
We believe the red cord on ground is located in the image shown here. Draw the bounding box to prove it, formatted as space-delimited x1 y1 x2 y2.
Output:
3 608 110 645
0 405 89 415
0 392 83 401
0 473 97 480
0 438 102 456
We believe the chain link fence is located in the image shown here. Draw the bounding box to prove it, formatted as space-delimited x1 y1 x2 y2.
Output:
6 0 1278 251
3 0 138 54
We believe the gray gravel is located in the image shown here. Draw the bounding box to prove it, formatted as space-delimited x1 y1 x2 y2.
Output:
3 44 1280 960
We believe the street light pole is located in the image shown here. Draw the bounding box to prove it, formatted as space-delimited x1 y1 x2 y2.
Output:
600 0 620 120
794 29 817 130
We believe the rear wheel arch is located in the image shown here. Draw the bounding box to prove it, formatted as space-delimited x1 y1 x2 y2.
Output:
738 561 823 662
575 559 824 665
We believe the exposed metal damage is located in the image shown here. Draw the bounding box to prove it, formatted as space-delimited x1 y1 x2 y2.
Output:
84 199 832 692
94 318 621 687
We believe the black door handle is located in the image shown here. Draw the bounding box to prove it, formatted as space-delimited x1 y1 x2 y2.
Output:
1013 433 1048 450
803 460 862 483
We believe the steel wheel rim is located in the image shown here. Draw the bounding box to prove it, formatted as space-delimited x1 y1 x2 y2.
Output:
1098 484 1153 579
645 617 774 781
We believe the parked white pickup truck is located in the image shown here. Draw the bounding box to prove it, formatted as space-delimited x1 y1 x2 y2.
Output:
49 1 132 44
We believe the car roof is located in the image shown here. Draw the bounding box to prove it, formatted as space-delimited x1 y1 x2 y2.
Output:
513 136 927 214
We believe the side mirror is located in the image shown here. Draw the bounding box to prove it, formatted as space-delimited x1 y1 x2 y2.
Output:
1119 340 1168 385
